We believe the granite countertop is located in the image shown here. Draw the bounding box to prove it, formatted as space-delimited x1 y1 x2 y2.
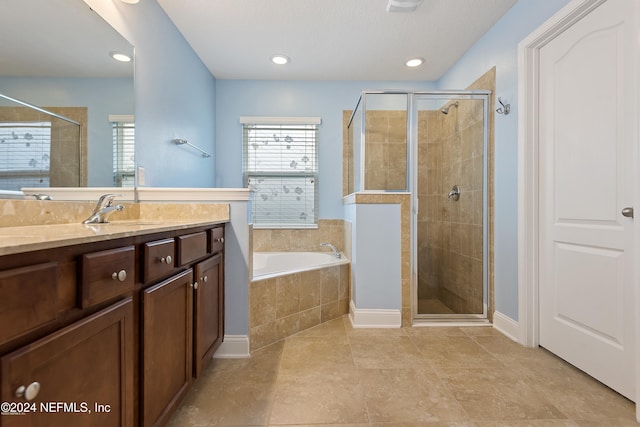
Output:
0 201 230 256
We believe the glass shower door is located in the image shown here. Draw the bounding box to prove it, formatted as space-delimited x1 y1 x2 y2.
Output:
413 94 489 319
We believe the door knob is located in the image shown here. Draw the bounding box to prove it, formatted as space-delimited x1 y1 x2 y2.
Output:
621 207 634 218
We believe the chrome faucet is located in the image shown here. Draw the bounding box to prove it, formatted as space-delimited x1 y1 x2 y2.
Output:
82 194 125 224
320 242 341 258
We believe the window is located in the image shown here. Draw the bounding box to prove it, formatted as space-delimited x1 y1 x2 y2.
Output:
0 121 51 190
241 117 320 228
110 115 135 187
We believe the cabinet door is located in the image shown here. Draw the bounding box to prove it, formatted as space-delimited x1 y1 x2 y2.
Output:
0 298 134 427
193 253 224 377
141 269 193 427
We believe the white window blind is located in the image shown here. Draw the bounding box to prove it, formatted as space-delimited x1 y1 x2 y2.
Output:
0 121 51 190
242 120 319 228
111 117 135 187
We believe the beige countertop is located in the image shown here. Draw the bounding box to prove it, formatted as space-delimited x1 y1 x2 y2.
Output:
0 219 228 256
0 200 231 256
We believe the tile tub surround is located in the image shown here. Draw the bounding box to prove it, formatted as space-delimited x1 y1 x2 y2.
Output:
249 263 350 351
252 219 344 252
169 317 637 426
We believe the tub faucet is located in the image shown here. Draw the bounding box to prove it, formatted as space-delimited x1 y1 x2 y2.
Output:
82 193 125 224
320 242 341 259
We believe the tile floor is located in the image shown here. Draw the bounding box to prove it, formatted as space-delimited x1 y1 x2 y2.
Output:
168 316 638 426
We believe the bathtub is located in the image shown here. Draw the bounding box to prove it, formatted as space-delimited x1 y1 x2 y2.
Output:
252 251 350 281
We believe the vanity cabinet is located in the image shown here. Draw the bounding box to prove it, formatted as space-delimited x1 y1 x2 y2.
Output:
0 298 134 427
0 222 226 427
141 270 193 427
194 250 224 377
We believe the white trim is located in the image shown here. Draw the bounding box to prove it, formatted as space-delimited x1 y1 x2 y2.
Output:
492 311 520 343
135 187 250 202
21 187 136 201
348 300 402 328
518 0 607 348
239 116 322 125
213 335 250 358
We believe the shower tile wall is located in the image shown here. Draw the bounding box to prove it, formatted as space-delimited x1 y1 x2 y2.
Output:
0 106 88 187
364 110 407 191
418 101 484 314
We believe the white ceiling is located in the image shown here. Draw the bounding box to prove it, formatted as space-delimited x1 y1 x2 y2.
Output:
0 0 133 78
157 0 518 81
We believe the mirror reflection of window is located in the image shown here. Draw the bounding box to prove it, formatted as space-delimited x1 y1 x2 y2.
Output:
0 121 51 191
110 115 135 187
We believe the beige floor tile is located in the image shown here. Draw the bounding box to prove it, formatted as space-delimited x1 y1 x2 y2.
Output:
404 326 467 337
439 367 567 421
371 422 478 427
349 335 428 370
168 367 278 426
280 335 353 372
359 368 469 423
347 327 410 337
474 421 581 427
410 335 505 370
269 369 369 425
459 326 504 337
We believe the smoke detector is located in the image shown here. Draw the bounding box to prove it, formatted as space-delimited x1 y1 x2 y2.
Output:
386 0 424 13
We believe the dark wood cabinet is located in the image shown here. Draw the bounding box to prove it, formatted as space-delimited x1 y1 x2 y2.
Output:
0 223 226 427
0 298 134 427
193 252 224 377
141 270 194 427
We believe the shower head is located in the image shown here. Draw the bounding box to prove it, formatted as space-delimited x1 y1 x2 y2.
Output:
441 101 459 115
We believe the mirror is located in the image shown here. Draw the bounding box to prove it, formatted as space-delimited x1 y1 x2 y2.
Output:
0 0 134 193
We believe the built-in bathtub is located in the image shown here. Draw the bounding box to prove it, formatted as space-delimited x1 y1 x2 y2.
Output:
252 251 349 281
249 251 351 351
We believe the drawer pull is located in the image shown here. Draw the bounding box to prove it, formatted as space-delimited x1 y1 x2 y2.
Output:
160 255 173 265
215 237 224 243
16 382 40 401
112 270 127 282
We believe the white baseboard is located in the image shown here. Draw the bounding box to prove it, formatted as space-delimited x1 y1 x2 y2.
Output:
349 300 402 328
213 335 250 358
492 311 521 343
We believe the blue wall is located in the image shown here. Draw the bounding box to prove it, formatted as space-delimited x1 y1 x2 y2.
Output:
437 0 571 320
215 80 435 219
86 0 217 188
0 77 133 186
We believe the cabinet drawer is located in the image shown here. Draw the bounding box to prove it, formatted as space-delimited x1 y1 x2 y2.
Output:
177 232 207 266
80 246 135 308
143 238 176 283
209 226 225 254
0 262 58 343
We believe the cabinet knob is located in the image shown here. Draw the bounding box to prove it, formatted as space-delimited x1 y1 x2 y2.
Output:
201 275 208 283
193 282 199 290
215 237 224 243
15 382 40 401
112 270 127 282
160 255 172 264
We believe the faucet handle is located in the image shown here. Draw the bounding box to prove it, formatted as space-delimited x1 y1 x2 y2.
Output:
97 193 123 207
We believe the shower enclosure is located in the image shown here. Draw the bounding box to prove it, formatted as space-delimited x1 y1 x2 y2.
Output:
346 90 490 323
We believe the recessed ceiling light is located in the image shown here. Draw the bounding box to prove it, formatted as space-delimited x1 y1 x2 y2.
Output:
270 54 290 65
110 51 132 62
387 0 424 13
405 57 424 68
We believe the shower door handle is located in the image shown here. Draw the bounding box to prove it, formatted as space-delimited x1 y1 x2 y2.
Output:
621 207 634 218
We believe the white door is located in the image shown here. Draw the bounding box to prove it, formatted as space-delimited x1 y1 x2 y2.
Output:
538 0 636 400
